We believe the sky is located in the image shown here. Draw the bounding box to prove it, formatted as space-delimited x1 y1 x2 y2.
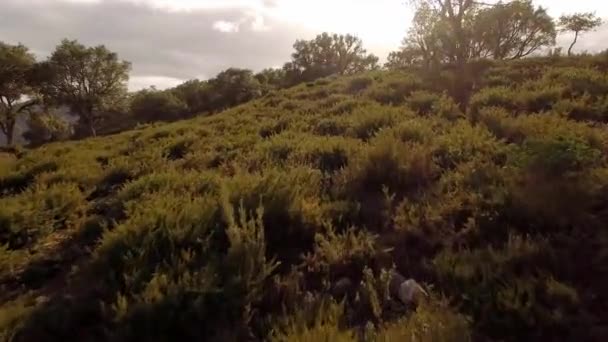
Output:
1 0 607 90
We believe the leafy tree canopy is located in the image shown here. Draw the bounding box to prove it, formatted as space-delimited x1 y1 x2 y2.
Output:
0 42 37 145
559 12 603 55
283 33 379 85
36 39 131 136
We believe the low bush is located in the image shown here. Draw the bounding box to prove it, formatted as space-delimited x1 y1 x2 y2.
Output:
3 60 608 342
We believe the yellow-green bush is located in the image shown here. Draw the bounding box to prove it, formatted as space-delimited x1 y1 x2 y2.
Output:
3 59 608 342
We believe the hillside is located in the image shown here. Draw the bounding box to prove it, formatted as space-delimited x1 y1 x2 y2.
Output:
2 56 608 341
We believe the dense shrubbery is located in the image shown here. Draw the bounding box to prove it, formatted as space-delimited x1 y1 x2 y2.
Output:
2 58 608 341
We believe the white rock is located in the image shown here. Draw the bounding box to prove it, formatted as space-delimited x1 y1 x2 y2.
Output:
398 279 428 304
389 270 428 304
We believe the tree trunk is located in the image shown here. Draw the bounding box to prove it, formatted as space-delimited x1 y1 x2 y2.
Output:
5 120 15 146
84 105 97 137
89 124 97 137
568 31 579 56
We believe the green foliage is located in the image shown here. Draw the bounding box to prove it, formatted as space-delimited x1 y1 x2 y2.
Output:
208 68 262 109
0 42 37 146
304 226 378 274
474 0 556 60
393 0 556 66
0 296 37 341
22 111 73 146
130 88 187 123
432 234 590 340
340 134 438 198
36 39 131 136
0 182 86 250
347 107 398 140
373 300 472 342
366 73 423 105
544 67 608 97
283 33 379 86
558 13 603 55
347 76 374 94
2 60 608 342
270 298 355 342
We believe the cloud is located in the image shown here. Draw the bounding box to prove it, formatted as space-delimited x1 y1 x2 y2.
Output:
1 0 607 90
130 76 186 90
0 0 309 89
213 20 240 33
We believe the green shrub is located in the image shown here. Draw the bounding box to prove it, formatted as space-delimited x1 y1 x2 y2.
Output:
293 137 359 173
118 170 218 204
554 94 608 122
432 234 584 340
544 67 608 97
469 87 516 115
270 298 355 342
373 300 472 342
303 225 378 274
367 74 423 105
433 121 505 169
347 107 399 140
346 76 374 94
406 91 441 116
0 296 38 341
330 99 370 114
340 135 438 198
516 86 563 113
260 119 290 138
435 95 464 121
220 168 325 266
102 200 278 341
5 61 608 342
388 118 443 144
313 118 348 136
514 136 602 177
0 182 86 249
0 161 57 196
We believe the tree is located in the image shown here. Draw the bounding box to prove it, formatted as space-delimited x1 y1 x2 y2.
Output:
22 110 72 147
474 0 556 59
558 13 603 56
283 33 378 85
402 0 556 66
254 68 286 94
411 0 478 64
37 39 131 136
207 68 262 110
171 70 263 116
402 2 449 68
0 42 38 146
130 88 187 123
172 79 213 115
384 47 425 70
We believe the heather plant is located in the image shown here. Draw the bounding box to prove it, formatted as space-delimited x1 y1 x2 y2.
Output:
2 58 608 342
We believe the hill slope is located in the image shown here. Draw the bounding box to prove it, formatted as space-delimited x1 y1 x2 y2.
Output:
2 56 608 341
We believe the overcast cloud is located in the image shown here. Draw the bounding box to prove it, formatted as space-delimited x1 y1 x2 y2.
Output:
1 0 607 90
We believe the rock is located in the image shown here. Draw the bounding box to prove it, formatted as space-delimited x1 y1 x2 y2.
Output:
398 279 428 304
389 270 428 305
332 277 354 298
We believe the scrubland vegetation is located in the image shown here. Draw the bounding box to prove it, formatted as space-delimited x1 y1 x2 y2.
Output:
2 53 608 340
2 0 608 341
